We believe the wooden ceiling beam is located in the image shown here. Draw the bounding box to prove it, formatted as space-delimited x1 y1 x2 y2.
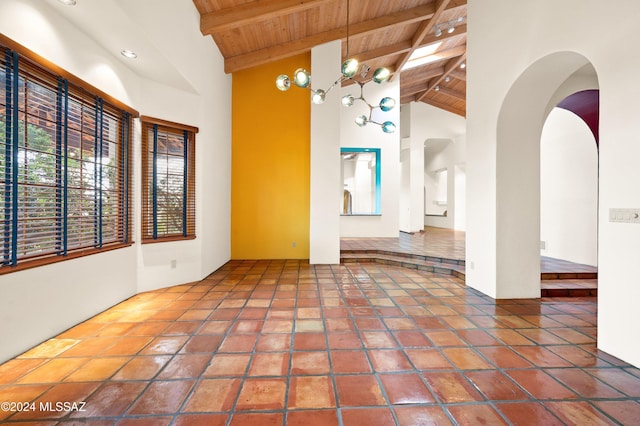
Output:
200 0 333 35
224 1 465 73
350 24 466 70
401 95 417 104
420 98 466 116
402 86 432 97
435 86 466 101
391 0 451 80
353 40 412 64
404 66 445 83
448 68 466 81
417 52 466 102
400 68 446 96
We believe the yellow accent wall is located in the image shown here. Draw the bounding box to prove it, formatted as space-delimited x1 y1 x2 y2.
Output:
231 53 311 259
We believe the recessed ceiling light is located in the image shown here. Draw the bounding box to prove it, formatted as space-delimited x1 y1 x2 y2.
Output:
58 0 77 5
460 62 466 69
121 50 137 59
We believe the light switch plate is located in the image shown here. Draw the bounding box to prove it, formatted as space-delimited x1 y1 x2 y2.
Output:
609 208 640 223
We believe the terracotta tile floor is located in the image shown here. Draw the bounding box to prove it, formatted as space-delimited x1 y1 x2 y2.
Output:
1 260 639 425
342 227 598 295
341 226 597 275
341 227 466 261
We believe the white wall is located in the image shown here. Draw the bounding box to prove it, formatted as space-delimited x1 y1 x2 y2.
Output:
310 41 341 264
339 75 400 237
0 0 231 362
401 102 466 231
423 136 467 230
425 167 448 216
454 165 466 230
126 0 232 291
399 144 412 230
399 137 425 233
467 0 640 366
408 102 466 138
540 108 598 266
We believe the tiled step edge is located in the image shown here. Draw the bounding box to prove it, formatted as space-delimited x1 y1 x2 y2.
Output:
541 288 598 297
340 250 598 298
341 250 597 280
340 249 465 266
340 252 466 279
541 272 598 280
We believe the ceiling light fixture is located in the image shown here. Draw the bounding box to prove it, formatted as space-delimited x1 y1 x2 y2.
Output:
344 81 397 133
275 0 396 133
120 49 137 59
460 62 466 69
434 16 464 37
58 0 77 5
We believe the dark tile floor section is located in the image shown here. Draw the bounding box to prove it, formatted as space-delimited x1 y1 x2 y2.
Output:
0 260 638 425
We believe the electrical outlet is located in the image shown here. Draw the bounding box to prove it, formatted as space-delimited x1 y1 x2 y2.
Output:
292 242 297 248
171 259 177 269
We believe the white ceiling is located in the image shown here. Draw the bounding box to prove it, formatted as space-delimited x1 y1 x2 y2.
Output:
42 0 197 93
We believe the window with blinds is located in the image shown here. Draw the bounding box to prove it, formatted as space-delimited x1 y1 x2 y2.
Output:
140 117 196 243
1 37 134 273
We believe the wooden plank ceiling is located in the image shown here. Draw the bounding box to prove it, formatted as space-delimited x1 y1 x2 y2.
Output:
193 0 467 116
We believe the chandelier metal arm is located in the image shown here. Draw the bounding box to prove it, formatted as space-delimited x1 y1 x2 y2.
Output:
274 0 396 133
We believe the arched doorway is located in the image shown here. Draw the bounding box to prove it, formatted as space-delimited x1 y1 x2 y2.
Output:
493 51 599 298
540 90 599 289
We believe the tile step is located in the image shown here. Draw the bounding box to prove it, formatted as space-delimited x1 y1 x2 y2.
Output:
340 250 597 298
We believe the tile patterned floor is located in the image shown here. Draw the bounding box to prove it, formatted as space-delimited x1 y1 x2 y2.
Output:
341 227 598 276
341 227 466 262
342 227 598 296
1 260 638 425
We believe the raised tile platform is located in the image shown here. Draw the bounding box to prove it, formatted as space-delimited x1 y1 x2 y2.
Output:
341 228 597 298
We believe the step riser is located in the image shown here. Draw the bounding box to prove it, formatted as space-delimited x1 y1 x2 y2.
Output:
340 251 596 298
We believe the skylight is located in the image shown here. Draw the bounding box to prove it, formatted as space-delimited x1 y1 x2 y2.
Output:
402 42 443 71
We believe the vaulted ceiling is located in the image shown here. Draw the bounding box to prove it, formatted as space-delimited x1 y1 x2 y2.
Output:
192 0 468 116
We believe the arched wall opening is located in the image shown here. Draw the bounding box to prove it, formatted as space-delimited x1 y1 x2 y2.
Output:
495 51 598 298
540 106 598 267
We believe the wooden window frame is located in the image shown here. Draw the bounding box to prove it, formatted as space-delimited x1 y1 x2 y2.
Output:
140 116 197 244
0 35 137 275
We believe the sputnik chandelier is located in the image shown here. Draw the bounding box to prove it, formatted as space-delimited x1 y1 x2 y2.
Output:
274 0 397 133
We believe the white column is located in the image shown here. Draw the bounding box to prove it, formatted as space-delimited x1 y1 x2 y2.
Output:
400 137 425 233
409 137 425 232
309 41 341 264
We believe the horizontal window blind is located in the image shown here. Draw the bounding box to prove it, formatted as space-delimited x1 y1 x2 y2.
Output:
141 117 196 243
1 39 133 273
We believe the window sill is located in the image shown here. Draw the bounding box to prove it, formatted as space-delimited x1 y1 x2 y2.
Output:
0 242 134 276
141 235 197 244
